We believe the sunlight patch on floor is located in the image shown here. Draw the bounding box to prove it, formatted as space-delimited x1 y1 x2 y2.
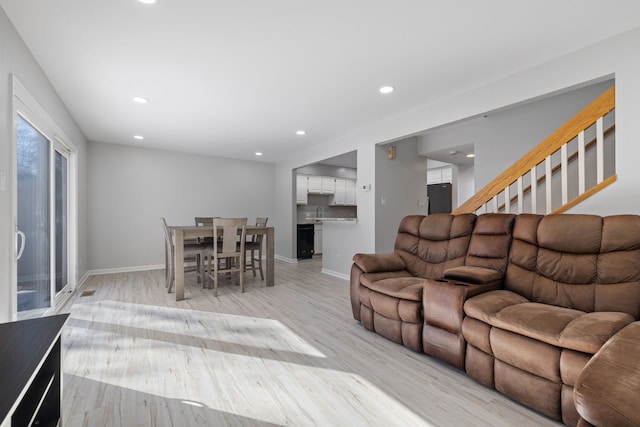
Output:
63 301 435 426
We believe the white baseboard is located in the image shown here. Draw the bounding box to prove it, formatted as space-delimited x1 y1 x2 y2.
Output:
85 264 165 277
275 255 298 264
321 268 349 281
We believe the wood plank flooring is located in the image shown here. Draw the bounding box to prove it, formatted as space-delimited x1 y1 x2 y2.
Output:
58 258 559 426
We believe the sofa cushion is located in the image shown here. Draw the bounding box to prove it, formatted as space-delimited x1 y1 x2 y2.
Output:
444 266 502 284
465 291 634 354
463 290 528 323
360 270 412 288
361 276 425 302
558 311 634 354
506 214 640 317
394 213 476 279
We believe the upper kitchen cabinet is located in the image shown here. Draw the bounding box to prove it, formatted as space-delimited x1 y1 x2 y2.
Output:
321 177 335 194
331 178 356 206
296 175 308 205
307 176 322 193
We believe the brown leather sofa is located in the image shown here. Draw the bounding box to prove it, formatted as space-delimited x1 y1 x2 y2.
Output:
351 213 476 352
350 213 640 426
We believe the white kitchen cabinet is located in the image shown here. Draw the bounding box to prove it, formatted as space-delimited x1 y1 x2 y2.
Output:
442 167 453 183
321 177 335 194
345 179 356 205
307 176 322 193
332 179 346 205
296 175 308 205
314 223 323 255
427 167 453 185
331 178 356 205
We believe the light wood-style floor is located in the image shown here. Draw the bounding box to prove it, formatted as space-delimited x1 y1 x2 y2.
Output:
58 258 558 426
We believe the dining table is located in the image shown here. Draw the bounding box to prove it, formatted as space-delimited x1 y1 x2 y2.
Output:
169 225 275 301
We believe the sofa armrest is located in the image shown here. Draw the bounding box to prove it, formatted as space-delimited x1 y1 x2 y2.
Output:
424 278 501 335
444 266 502 285
574 321 640 427
352 252 406 273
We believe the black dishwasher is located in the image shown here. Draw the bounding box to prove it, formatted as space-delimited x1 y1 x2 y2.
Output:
297 224 314 259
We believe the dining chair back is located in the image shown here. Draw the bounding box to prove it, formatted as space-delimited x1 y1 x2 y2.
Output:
208 217 248 296
245 217 268 279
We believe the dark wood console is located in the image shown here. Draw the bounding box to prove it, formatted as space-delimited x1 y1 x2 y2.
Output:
0 314 68 427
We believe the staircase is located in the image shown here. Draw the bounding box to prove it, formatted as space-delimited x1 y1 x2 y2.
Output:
453 86 616 215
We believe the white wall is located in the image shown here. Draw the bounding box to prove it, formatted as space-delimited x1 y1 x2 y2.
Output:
87 142 275 271
375 138 427 253
273 26 640 276
457 164 475 208
0 8 88 321
296 163 357 180
417 80 614 190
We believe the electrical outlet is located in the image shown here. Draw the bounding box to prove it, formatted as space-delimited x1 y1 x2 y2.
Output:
336 254 342 260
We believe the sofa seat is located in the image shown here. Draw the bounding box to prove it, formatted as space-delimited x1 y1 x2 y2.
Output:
359 275 425 352
465 290 634 354
463 289 634 424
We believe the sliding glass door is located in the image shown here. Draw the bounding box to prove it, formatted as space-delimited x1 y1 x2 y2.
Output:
55 151 69 296
16 114 70 315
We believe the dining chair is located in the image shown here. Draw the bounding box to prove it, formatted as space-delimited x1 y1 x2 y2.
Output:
161 217 209 292
207 218 247 296
245 217 268 280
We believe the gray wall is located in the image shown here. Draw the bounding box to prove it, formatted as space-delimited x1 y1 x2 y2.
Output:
0 8 88 321
87 142 275 271
375 138 427 253
296 164 357 180
273 27 640 277
418 81 614 192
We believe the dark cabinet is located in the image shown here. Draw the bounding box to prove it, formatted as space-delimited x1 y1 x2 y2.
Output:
0 314 68 427
297 224 315 259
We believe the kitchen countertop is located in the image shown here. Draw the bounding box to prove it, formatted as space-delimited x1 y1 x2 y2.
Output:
298 218 357 224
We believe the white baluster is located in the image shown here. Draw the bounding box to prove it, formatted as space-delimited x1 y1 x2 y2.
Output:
596 117 604 183
517 176 524 213
492 195 498 213
561 144 568 205
578 130 586 194
545 156 552 214
530 165 537 214
504 185 510 213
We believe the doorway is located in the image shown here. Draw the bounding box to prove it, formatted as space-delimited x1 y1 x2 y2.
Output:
13 77 76 319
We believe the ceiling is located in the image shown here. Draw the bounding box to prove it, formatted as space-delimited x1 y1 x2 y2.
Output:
3 1 640 164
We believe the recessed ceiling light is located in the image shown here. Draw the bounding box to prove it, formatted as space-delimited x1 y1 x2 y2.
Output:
379 86 395 94
134 135 144 140
138 0 156 4
133 96 149 104
255 152 263 156
296 130 306 136
466 153 475 158
449 150 460 155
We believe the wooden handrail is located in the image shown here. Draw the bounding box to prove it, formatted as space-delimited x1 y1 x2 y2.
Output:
454 86 615 214
495 124 615 211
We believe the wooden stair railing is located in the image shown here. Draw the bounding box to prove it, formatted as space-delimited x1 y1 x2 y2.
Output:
453 86 616 215
495 124 615 212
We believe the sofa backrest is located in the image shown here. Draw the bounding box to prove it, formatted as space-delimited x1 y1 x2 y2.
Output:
394 213 476 279
464 214 516 276
505 214 640 318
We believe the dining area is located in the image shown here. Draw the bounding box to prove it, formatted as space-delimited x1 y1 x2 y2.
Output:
162 217 275 301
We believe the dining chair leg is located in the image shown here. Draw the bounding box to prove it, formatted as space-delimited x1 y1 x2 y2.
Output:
200 252 207 289
213 257 219 297
255 247 263 281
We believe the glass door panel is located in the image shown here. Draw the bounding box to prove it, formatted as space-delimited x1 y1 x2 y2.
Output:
55 151 68 295
16 115 51 312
